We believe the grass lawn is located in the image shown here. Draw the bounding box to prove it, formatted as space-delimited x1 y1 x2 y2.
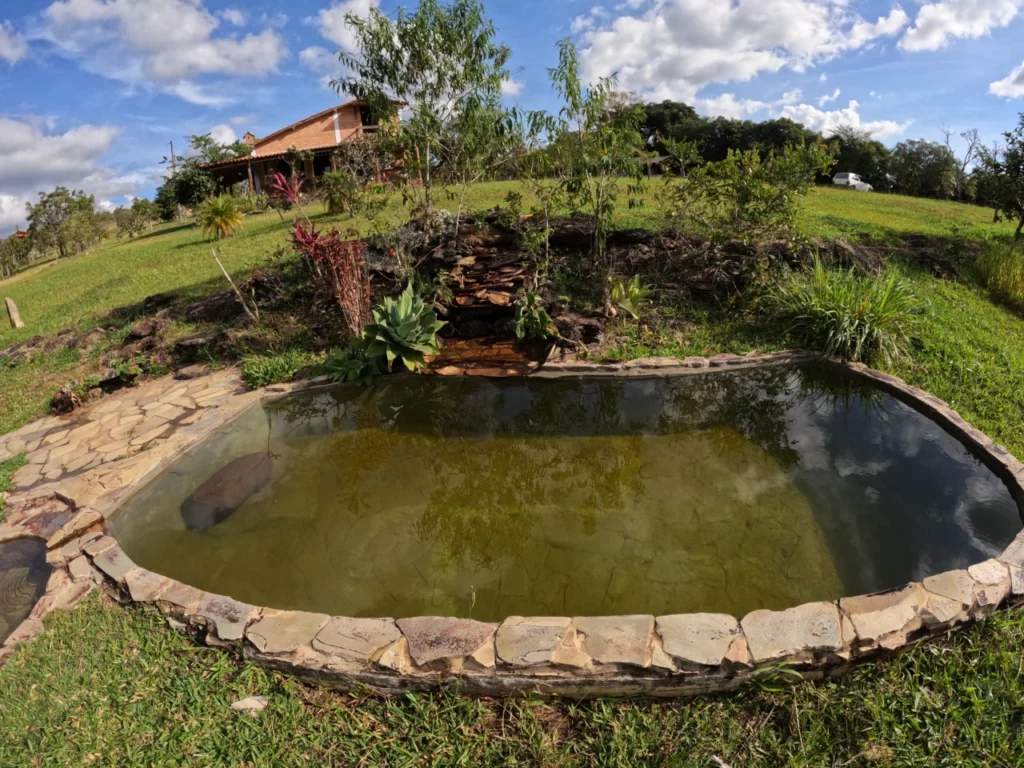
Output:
2 594 1024 767
3 184 1024 764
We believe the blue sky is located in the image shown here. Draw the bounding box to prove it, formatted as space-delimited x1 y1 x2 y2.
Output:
0 0 1023 234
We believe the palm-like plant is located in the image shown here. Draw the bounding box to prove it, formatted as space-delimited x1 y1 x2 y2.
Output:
362 283 446 371
197 194 245 240
610 275 652 319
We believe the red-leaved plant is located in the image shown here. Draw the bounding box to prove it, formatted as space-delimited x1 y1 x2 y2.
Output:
292 222 370 338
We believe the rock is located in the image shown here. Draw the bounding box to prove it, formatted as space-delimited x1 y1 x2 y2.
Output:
246 610 330 654
180 453 273 530
495 616 572 667
741 602 844 663
656 613 742 667
141 293 177 314
839 584 926 649
50 387 81 415
124 568 171 602
395 616 497 666
173 364 213 381
572 615 654 667
124 315 168 343
312 617 402 662
194 593 256 643
968 559 1011 609
922 570 975 607
159 581 204 612
832 238 885 276
68 556 93 583
92 545 135 585
999 532 1024 568
230 696 268 713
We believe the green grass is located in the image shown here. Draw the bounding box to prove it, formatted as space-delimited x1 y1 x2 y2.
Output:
239 348 326 389
0 452 26 520
3 594 1024 766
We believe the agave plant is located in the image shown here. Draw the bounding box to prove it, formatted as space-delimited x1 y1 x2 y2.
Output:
610 275 652 319
197 194 245 240
362 282 446 372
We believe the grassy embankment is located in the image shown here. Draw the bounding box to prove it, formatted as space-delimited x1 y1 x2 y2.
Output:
2 185 1024 765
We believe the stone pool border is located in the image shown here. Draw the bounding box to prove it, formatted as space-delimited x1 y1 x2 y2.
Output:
0 351 1022 697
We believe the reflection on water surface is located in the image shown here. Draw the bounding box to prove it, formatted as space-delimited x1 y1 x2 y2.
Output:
111 363 1022 621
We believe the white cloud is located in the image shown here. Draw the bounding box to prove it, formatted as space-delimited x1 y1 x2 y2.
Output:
42 0 287 104
576 1 910 102
0 117 142 235
818 87 841 106
991 60 1024 98
209 124 238 145
229 114 256 128
309 0 381 53
899 0 1022 52
697 88 800 119
819 73 827 83
0 22 28 64
219 8 245 26
501 77 524 97
780 100 912 139
299 45 341 88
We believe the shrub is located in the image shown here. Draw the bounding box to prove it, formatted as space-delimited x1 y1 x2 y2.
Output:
362 282 445 371
514 291 556 339
324 344 383 385
609 275 652 319
768 257 922 365
197 194 245 240
978 243 1024 312
240 349 320 389
237 193 271 214
663 142 836 242
291 224 370 338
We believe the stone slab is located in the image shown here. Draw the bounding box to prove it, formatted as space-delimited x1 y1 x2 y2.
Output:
741 602 844 663
923 570 975 606
247 610 330 654
125 568 172 602
92 545 135 584
194 593 257 643
656 613 742 667
573 615 654 667
839 584 926 645
312 617 403 662
395 617 497 666
160 581 204 612
495 617 572 667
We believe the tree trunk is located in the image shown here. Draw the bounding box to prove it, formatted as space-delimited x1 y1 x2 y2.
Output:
1016 218 1023 240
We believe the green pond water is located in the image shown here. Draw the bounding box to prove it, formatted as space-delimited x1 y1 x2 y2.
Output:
0 539 50 644
110 363 1023 621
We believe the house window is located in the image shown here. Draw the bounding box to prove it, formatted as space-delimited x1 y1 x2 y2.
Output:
359 105 374 127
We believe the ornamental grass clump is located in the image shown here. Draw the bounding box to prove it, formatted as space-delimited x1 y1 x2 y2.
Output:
197 194 245 240
768 256 922 365
977 242 1024 312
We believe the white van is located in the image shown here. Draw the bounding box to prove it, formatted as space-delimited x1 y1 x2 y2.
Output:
832 172 873 192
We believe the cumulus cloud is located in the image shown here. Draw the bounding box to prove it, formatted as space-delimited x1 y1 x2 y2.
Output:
308 0 381 54
899 0 1022 52
697 89 801 119
991 60 1024 98
41 0 287 104
299 45 341 88
576 0 910 102
818 87 841 106
209 123 238 145
501 77 524 97
0 117 141 235
780 100 912 139
219 8 245 26
0 21 28 64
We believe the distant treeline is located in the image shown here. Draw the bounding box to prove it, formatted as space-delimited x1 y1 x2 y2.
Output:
638 100 989 204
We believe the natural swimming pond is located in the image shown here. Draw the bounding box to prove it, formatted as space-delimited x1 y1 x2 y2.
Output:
110 362 1023 622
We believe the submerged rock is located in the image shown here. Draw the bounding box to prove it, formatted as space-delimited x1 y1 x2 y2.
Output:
180 453 273 530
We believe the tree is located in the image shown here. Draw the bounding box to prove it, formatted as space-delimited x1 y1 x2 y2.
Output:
165 160 219 211
889 139 958 199
940 125 981 202
831 125 891 191
638 101 702 154
0 234 31 278
335 0 512 221
977 114 1024 239
541 38 646 266
25 187 101 259
186 133 252 164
